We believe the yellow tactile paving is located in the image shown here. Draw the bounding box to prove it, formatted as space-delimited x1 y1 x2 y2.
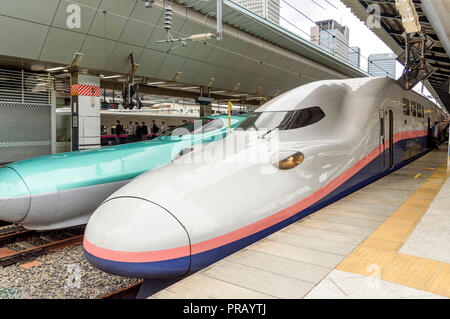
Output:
404 198 433 205
337 257 381 276
382 254 441 290
426 263 450 298
390 207 424 221
420 185 441 191
369 224 412 242
360 238 402 252
347 246 397 269
383 217 417 228
408 192 438 200
336 158 450 298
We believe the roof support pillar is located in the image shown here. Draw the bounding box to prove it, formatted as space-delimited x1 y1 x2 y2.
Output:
70 73 101 151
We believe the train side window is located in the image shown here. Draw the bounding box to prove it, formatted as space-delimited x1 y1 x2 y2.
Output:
417 104 423 118
403 98 410 116
411 101 417 117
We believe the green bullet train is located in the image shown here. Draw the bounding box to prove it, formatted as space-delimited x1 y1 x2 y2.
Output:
0 115 246 230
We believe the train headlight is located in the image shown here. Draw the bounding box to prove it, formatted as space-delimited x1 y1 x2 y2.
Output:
272 151 304 170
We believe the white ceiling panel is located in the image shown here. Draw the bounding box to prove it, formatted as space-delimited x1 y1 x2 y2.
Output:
106 42 144 74
0 16 49 60
179 59 203 84
0 0 59 25
79 35 117 69
137 48 168 77
39 27 86 64
154 54 186 80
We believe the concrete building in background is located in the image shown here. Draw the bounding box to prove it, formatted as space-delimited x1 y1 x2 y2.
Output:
348 46 361 68
234 0 280 24
311 20 350 61
368 53 397 78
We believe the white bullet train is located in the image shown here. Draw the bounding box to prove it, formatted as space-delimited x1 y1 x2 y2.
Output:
83 77 447 279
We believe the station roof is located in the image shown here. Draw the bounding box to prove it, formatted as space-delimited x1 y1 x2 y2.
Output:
0 0 366 106
341 0 450 113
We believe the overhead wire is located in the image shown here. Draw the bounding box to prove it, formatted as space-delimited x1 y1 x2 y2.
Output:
309 0 326 10
323 0 339 10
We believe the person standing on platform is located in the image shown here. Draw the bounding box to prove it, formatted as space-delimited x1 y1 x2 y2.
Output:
160 121 167 135
443 123 449 142
141 122 148 141
134 122 141 141
151 120 160 139
128 121 135 143
431 121 440 151
115 120 123 145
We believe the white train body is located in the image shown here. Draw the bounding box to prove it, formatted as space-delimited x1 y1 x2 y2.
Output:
83 77 445 279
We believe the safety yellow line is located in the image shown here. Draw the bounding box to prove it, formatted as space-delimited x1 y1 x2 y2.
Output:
337 159 450 298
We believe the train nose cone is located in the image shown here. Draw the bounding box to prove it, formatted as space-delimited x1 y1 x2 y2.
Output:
83 197 191 279
0 168 30 222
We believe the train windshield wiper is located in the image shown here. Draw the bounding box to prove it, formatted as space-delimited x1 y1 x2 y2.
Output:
259 125 280 139
259 111 296 139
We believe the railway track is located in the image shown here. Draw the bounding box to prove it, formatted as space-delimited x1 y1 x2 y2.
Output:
0 224 35 247
0 221 11 227
0 226 85 267
100 280 144 299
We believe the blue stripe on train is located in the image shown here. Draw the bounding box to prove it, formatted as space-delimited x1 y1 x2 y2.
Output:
85 135 431 279
83 249 191 279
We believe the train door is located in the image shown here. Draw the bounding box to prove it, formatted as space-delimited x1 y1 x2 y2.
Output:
389 110 394 169
379 108 394 171
379 109 386 171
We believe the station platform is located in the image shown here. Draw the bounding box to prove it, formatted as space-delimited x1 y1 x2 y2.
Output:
150 147 450 299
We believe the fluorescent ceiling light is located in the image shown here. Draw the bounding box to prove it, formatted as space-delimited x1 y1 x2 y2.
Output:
206 78 215 87
101 75 123 79
31 64 45 71
171 71 182 82
147 81 166 85
45 66 67 72
70 52 84 68
180 87 199 90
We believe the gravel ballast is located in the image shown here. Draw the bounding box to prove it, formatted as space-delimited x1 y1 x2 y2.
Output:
0 245 141 299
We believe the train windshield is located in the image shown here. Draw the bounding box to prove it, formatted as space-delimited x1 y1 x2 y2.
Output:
238 107 325 131
161 118 222 136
